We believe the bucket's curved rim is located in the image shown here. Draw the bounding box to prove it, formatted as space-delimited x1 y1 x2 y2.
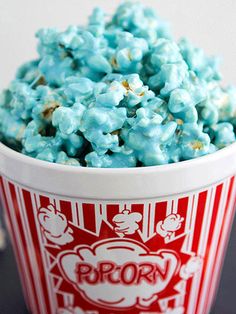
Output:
1 141 236 174
1 141 236 198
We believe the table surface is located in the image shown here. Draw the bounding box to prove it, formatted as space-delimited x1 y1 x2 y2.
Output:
0 212 235 314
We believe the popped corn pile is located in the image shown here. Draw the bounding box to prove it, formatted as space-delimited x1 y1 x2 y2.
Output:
1 1 236 168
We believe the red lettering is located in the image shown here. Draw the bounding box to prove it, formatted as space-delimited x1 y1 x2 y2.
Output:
76 263 93 283
98 262 116 283
86 268 100 284
76 263 99 284
75 259 173 286
107 269 121 284
137 263 155 284
154 259 171 282
121 263 138 285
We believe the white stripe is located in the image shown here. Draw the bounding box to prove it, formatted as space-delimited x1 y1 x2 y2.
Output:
138 202 149 242
2 179 38 314
54 198 61 212
63 294 72 306
150 200 157 240
16 187 48 314
95 203 102 236
101 203 115 230
197 179 230 314
174 280 186 307
172 199 178 214
166 200 173 216
68 294 74 305
33 193 59 311
54 277 63 291
182 194 194 252
187 193 199 252
71 201 79 225
77 201 85 228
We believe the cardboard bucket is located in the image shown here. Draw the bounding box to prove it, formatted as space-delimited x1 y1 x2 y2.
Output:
1 142 236 314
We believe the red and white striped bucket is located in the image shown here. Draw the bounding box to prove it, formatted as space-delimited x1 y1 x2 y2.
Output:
1 142 236 314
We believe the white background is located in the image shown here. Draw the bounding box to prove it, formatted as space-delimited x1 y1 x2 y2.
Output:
0 0 236 89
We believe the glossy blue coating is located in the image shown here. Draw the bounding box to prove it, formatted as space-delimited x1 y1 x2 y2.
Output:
0 1 236 167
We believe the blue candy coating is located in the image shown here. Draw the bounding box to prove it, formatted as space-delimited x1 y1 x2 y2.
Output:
0 2 235 168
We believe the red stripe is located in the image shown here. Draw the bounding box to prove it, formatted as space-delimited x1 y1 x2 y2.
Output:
195 183 223 314
191 191 208 253
39 196 51 208
75 203 80 225
59 200 72 222
106 204 120 226
131 204 144 212
82 203 96 233
0 177 37 313
204 177 236 312
154 201 168 227
22 189 51 314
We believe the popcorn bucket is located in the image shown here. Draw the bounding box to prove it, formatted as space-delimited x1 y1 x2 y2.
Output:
1 142 236 314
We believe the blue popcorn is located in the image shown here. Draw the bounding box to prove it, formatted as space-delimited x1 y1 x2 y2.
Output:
148 62 188 96
84 129 120 155
150 39 183 72
179 38 221 82
181 71 207 105
57 132 84 157
142 97 169 120
32 86 65 123
56 151 81 166
22 120 56 155
96 80 125 107
36 28 60 57
179 123 211 160
122 107 177 166
88 8 106 37
85 146 137 168
86 54 112 74
168 89 192 114
1 1 236 168
111 32 148 73
0 89 12 109
168 89 198 123
81 106 127 154
52 103 86 135
62 77 95 104
8 81 38 120
112 1 171 43
16 60 41 85
207 84 236 123
38 55 75 87
0 108 26 146
81 106 127 134
197 99 219 126
70 30 99 59
36 147 58 163
103 73 155 107
211 123 235 149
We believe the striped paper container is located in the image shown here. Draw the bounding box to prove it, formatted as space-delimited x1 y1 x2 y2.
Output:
0 175 236 314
